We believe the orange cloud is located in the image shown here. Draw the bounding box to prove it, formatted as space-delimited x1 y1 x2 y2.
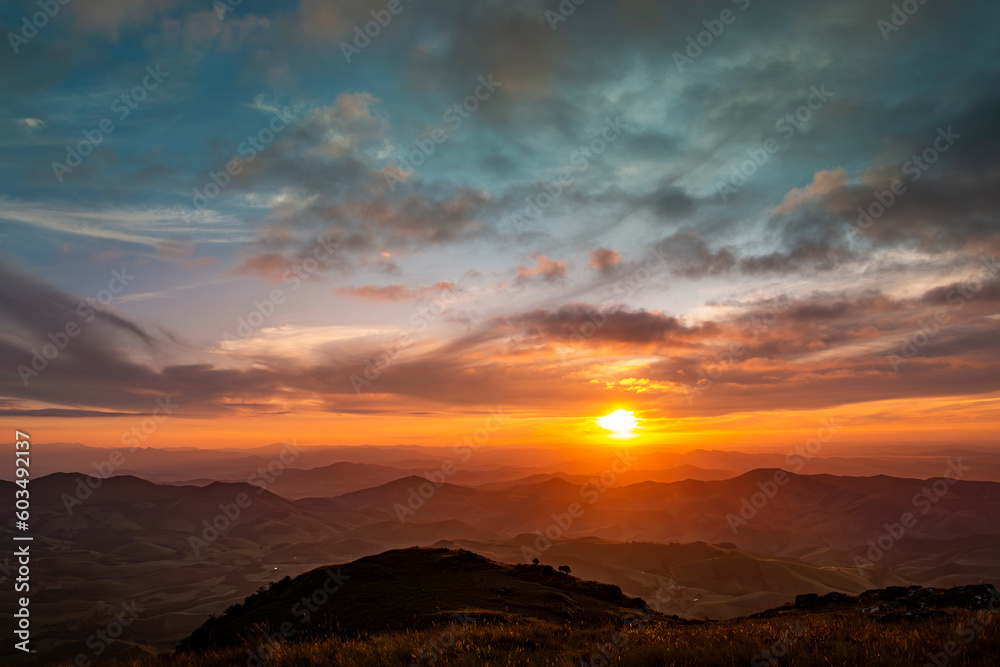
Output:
517 254 567 284
589 248 621 272
774 168 848 216
337 282 462 302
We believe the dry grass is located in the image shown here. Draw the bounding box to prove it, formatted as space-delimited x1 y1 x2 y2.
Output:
102 609 1000 667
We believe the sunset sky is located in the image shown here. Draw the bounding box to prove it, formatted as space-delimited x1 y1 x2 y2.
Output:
1 0 999 449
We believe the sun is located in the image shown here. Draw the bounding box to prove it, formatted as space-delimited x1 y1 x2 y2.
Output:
596 409 639 436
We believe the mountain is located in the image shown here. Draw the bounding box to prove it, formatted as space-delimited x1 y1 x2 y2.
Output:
179 547 651 652
5 468 1000 661
9 442 1000 486
0 473 369 660
319 468 1000 556
474 465 737 491
242 461 422 499
653 446 1000 481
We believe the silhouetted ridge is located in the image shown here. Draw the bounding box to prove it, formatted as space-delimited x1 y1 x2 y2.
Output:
752 583 999 621
178 547 651 652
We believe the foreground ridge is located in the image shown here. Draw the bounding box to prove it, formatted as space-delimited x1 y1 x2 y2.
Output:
95 549 1000 666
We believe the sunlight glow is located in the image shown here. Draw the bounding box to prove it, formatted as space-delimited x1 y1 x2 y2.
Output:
596 409 639 436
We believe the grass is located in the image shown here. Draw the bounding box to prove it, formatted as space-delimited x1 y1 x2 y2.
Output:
100 608 1000 667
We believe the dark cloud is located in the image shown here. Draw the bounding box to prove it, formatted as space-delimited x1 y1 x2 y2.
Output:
498 303 718 346
643 182 696 220
922 277 1000 306
233 188 489 280
653 230 736 278
0 408 162 417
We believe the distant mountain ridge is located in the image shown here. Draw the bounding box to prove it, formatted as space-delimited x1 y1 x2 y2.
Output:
7 441 1000 486
4 468 1000 660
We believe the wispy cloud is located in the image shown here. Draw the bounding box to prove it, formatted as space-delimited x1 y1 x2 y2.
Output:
0 197 249 246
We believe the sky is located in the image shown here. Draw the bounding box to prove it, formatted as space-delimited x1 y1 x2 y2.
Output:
1 0 999 450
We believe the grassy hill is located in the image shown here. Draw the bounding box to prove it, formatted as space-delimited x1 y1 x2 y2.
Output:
178 547 653 652
64 550 997 667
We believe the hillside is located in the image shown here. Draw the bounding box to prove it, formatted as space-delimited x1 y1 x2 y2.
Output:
178 547 653 652
434 536 873 619
111 552 999 667
4 469 1000 659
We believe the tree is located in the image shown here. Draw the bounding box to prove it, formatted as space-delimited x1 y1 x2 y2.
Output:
558 565 571 574
532 558 539 565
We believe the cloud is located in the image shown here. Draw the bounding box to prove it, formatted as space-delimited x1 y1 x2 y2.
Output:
410 4 560 97
142 10 272 66
3 263 1000 420
336 282 463 302
0 408 166 418
760 95 1000 267
156 240 195 261
774 168 848 216
72 0 162 40
588 248 621 272
233 189 488 280
295 0 394 41
616 285 1000 415
4 0 1000 432
0 197 243 247
222 87 492 279
652 231 736 278
499 303 718 347
516 254 568 284
16 118 45 133
921 276 1000 306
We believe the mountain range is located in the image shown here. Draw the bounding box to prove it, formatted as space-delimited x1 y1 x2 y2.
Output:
3 458 1000 662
